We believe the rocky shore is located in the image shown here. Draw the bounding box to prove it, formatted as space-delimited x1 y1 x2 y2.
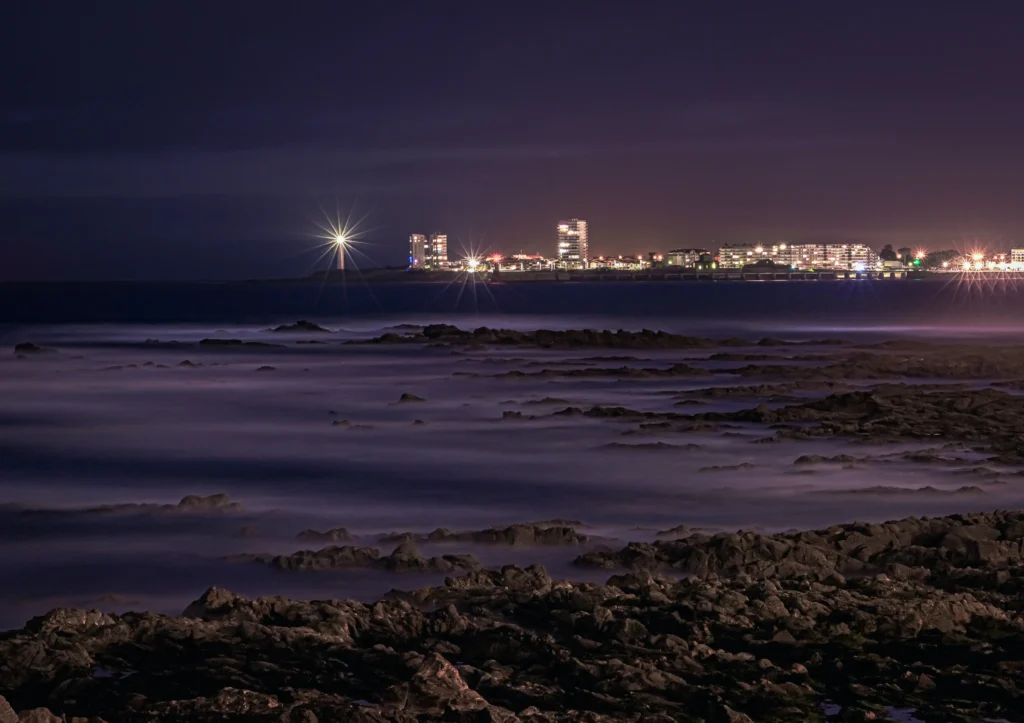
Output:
2 509 1023 722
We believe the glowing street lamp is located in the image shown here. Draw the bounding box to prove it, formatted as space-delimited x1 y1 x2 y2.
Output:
334 234 348 270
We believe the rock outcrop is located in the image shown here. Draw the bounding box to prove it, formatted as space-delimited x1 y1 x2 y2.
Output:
3 512 1024 722
235 542 482 574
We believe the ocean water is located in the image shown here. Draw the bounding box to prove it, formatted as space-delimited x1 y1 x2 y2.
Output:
1 279 1023 629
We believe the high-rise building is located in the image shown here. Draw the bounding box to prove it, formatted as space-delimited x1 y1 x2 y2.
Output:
408 234 427 268
1011 249 1024 265
556 219 588 268
427 233 449 269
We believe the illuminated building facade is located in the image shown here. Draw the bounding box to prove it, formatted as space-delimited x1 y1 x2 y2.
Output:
589 255 648 270
556 219 589 268
718 244 769 268
408 234 427 268
718 242 881 271
426 233 449 269
665 248 711 268
1012 249 1024 265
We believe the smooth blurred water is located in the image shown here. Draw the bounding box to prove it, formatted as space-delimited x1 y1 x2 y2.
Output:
2 277 1024 328
1 281 1023 629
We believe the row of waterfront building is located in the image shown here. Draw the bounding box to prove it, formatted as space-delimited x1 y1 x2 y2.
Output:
408 221 1020 273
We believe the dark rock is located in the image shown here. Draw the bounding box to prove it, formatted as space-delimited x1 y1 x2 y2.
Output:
239 542 481 574
794 454 859 465
601 442 701 451
176 493 238 511
255 365 277 372
398 393 427 403
425 524 589 546
4 507 1024 723
271 320 330 333
698 462 756 473
75 493 240 516
13 343 56 355
198 338 284 348
297 527 353 543
0 696 15 723
16 711 61 723
575 508 1024 582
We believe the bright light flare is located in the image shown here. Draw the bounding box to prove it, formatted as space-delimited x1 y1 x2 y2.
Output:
309 205 372 274
972 252 985 262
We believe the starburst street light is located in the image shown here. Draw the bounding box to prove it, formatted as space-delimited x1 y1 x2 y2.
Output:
334 234 348 270
310 207 370 274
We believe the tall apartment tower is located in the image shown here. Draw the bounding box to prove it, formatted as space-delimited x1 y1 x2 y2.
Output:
427 233 449 269
556 219 589 268
408 234 427 268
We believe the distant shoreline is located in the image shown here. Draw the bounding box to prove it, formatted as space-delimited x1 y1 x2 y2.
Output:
0 268 973 286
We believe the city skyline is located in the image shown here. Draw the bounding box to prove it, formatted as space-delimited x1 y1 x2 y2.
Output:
3 3 1024 281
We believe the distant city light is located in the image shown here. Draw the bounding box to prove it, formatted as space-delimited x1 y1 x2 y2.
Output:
972 253 984 262
914 249 926 260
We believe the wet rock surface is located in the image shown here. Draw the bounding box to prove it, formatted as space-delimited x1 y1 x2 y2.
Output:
698 385 1024 442
270 320 330 333
198 338 284 349
233 542 483 574
296 527 354 542
574 508 1024 581
12 343 57 355
3 510 1024 722
360 325 855 351
17 494 242 518
381 525 590 547
551 381 1024 448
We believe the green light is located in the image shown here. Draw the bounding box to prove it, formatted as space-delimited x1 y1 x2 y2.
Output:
913 259 921 266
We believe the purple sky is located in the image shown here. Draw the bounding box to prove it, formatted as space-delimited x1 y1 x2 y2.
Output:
2 1 1023 280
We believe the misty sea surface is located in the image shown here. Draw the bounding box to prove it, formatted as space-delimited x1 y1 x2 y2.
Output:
2 279 1024 630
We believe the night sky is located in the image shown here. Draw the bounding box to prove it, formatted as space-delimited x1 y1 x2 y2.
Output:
2 1 1023 281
